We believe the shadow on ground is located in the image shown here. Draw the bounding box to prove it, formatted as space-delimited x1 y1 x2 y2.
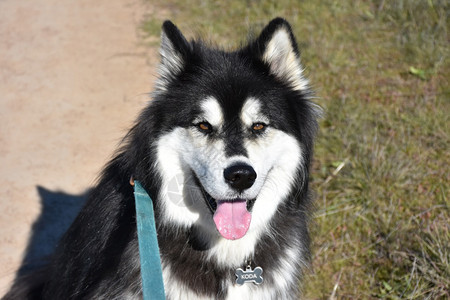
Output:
16 186 88 276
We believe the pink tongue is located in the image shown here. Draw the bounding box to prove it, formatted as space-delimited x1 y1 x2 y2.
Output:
213 200 251 240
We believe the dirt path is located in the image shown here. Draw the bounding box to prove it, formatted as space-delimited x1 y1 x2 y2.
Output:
0 0 158 295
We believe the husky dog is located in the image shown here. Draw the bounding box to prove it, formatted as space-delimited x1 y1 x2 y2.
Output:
5 18 319 299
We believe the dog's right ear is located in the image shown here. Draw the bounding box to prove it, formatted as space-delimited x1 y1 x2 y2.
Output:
157 21 191 89
251 18 309 92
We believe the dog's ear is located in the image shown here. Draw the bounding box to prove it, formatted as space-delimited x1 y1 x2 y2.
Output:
156 21 191 89
253 18 308 91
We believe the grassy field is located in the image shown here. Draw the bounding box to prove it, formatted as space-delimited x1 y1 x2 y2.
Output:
142 1 449 298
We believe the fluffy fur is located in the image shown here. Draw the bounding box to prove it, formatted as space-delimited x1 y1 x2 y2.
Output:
4 18 319 299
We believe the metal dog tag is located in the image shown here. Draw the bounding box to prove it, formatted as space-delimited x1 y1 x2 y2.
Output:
235 266 263 285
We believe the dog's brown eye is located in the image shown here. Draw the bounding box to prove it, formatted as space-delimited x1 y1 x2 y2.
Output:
252 123 266 131
198 122 212 133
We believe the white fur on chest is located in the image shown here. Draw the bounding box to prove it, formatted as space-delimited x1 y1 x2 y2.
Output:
162 247 301 300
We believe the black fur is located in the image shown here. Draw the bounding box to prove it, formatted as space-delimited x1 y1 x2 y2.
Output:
4 18 318 299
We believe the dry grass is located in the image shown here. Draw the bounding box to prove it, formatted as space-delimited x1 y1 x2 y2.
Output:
142 0 449 298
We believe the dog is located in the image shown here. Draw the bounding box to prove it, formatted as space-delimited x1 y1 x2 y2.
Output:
5 18 320 299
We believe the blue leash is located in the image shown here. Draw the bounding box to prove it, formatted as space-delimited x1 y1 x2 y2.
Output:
132 179 166 300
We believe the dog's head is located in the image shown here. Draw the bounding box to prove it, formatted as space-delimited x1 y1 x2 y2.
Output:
145 18 319 242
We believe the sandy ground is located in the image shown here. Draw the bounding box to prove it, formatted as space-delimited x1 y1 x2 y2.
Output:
0 0 158 295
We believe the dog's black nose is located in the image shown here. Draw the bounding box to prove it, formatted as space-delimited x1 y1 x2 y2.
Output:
223 164 257 191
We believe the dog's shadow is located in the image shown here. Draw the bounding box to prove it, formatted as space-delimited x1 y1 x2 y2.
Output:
15 186 88 276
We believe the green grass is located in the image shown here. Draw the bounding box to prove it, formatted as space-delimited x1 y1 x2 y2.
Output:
141 0 449 298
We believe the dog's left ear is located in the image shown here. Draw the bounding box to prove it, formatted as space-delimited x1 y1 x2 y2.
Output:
253 18 308 91
155 21 191 91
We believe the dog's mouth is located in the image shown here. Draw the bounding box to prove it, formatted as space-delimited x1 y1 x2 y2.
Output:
194 176 255 240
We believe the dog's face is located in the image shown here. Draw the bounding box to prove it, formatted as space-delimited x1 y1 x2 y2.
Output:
150 19 318 244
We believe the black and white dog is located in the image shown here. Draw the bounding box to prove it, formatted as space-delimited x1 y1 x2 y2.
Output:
5 18 320 299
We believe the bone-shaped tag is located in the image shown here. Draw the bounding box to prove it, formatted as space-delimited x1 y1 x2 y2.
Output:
235 266 263 285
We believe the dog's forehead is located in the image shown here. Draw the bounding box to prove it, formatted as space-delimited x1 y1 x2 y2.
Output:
191 53 274 126
197 96 268 127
